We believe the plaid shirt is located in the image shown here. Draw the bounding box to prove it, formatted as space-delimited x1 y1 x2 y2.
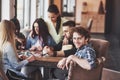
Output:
75 44 96 69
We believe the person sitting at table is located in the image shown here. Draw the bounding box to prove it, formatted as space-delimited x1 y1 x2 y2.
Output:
52 20 76 52
26 18 55 51
10 17 26 50
21 18 55 78
62 20 75 45
43 27 96 80
42 20 76 79
46 4 67 51
0 20 35 79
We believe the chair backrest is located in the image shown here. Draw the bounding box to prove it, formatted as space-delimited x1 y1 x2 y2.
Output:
68 38 109 80
90 38 109 58
86 18 93 31
20 29 31 38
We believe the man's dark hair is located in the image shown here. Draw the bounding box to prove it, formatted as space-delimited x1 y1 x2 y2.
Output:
71 27 91 41
63 20 75 27
10 17 20 31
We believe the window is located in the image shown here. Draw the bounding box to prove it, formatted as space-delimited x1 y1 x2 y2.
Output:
17 0 48 29
62 0 75 17
36 0 44 18
17 0 24 28
0 0 1 21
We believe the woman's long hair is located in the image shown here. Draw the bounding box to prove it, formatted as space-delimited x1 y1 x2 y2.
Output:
0 20 18 58
31 18 50 45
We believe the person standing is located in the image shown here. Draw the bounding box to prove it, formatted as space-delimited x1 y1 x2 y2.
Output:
46 4 67 50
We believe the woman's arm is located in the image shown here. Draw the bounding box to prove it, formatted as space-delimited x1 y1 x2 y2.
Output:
5 43 29 70
43 46 65 57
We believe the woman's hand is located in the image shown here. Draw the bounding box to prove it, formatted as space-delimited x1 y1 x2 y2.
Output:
27 55 36 62
36 46 43 51
30 46 43 51
29 46 37 51
57 58 67 70
19 54 27 60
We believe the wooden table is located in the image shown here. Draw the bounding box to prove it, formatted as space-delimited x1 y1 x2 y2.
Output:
17 50 64 79
28 57 63 80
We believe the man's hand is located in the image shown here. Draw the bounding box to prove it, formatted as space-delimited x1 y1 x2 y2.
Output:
57 58 67 70
42 46 54 56
62 36 69 45
65 55 75 70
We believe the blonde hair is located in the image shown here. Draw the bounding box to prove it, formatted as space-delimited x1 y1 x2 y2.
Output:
0 20 18 58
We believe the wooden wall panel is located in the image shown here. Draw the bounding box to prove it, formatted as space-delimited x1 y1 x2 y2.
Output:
76 0 106 33
54 0 62 14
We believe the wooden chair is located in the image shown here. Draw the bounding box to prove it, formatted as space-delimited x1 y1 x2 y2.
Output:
68 38 109 80
86 18 93 31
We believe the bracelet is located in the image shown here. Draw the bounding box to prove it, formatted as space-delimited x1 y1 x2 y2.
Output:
53 51 57 57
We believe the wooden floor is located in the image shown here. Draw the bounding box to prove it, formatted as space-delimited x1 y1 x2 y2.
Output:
102 68 120 80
